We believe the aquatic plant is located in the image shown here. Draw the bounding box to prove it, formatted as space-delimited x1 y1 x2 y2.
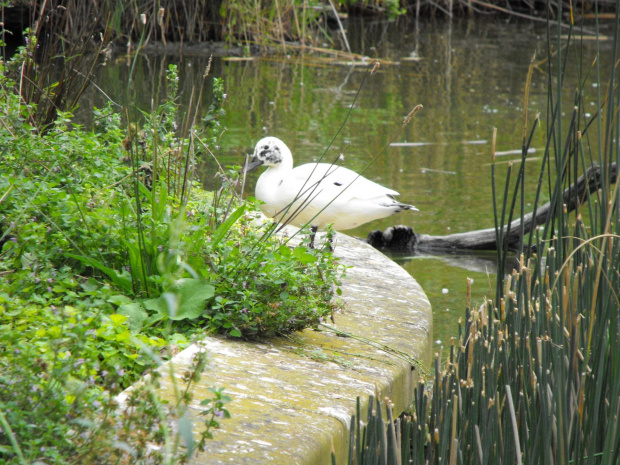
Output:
219 0 329 49
341 6 620 465
9 0 608 59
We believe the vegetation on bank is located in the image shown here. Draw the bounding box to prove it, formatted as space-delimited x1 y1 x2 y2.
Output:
2 1 619 464
2 0 614 55
341 7 620 465
0 22 343 463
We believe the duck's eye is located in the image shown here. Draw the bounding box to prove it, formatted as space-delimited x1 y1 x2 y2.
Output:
334 182 343 186
263 145 269 150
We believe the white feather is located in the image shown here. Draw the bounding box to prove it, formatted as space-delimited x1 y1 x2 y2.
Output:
247 137 418 231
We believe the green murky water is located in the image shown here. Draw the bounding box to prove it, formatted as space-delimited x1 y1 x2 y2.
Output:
89 17 612 355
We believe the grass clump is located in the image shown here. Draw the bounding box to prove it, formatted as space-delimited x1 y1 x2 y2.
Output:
0 54 342 342
0 27 343 463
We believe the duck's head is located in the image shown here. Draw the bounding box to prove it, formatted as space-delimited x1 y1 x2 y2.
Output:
244 136 292 172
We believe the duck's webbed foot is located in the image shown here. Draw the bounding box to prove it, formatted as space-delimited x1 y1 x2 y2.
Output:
325 236 334 252
309 226 335 252
309 226 318 249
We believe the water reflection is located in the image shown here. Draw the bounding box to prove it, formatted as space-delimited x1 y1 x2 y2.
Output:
211 18 551 347
390 250 519 276
85 16 613 353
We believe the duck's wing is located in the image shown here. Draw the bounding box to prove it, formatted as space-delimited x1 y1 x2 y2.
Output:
290 163 399 201
276 163 408 229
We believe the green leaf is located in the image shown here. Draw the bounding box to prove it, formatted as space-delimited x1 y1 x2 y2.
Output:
0 445 15 455
109 314 128 326
137 181 152 201
145 279 214 321
169 333 190 348
108 294 132 306
178 414 195 458
65 253 133 293
152 182 168 222
118 302 148 332
210 204 246 247
142 312 165 329
278 244 292 257
293 246 317 264
112 441 135 456
144 294 169 315
80 278 100 292
123 239 147 289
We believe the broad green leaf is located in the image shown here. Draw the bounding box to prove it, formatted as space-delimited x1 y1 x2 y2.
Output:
293 246 317 264
169 333 190 348
109 314 128 326
278 244 292 257
141 312 165 329
108 294 132 306
145 279 214 321
116 330 131 342
118 302 148 332
144 295 168 315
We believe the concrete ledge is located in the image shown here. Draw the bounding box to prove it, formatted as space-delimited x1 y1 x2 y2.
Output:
121 232 432 464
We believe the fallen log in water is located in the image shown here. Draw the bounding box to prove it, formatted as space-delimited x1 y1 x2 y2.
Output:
367 163 618 253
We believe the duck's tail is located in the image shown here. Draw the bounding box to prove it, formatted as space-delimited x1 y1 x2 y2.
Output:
394 203 418 213
385 194 418 213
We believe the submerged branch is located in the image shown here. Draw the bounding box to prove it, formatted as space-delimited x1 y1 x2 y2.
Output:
367 162 618 253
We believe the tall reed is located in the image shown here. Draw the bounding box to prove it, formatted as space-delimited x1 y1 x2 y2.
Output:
1 1 103 132
5 0 616 53
342 5 620 464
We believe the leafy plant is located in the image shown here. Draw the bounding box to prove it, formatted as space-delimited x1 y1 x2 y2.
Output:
198 387 232 446
1 17 344 463
0 294 216 464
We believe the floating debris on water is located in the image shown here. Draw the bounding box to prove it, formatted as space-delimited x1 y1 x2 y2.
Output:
495 147 537 156
421 168 457 175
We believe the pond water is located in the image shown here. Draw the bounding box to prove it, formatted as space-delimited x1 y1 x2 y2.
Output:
88 16 612 359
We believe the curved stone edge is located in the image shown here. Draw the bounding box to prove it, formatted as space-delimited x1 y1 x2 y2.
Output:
119 231 433 464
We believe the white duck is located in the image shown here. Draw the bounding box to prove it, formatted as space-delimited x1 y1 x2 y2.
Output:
245 136 417 245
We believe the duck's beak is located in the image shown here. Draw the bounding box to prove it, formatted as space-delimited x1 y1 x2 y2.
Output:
243 156 264 173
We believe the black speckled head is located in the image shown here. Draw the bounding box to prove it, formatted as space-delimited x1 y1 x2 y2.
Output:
245 137 292 173
254 137 283 165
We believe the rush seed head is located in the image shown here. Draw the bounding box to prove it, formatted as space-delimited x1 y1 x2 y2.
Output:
403 104 423 127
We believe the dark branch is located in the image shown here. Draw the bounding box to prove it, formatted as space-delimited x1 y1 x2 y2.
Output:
367 163 618 253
